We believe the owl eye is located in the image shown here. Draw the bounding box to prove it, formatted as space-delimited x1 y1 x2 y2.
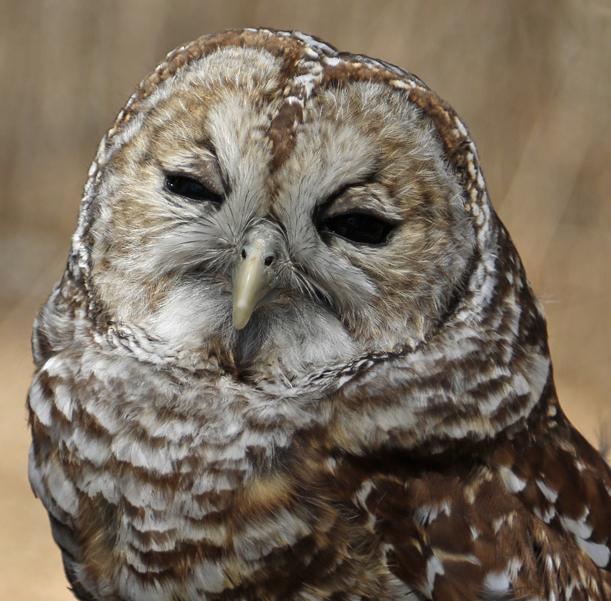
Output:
320 213 395 245
165 174 223 204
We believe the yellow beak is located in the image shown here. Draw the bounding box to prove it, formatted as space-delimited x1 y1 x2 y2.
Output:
232 237 276 330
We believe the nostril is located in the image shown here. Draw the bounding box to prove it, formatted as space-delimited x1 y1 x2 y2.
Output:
241 248 247 260
264 254 275 267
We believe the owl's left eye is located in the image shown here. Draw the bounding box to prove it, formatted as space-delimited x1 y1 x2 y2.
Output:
165 174 223 204
320 212 395 245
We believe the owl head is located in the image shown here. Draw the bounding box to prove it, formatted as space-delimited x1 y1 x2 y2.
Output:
41 29 489 378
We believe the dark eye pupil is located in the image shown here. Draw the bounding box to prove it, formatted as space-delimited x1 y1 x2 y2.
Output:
165 174 222 203
322 213 394 245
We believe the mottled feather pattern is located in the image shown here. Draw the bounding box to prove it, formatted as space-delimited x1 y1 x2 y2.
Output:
28 28 611 600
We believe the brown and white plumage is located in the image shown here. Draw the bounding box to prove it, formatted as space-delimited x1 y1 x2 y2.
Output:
28 28 611 600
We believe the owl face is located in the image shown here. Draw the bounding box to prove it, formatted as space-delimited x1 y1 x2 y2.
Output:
86 45 474 377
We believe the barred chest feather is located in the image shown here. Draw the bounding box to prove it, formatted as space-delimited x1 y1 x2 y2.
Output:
28 292 611 600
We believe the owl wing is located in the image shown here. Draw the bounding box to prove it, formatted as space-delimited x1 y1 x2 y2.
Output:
340 409 611 600
489 405 611 597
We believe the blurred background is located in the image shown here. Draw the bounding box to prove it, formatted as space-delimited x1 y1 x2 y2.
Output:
1 1 610 599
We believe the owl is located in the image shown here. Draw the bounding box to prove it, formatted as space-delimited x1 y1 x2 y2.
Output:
28 28 611 601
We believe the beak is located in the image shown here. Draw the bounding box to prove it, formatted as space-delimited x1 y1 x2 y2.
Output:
232 235 278 330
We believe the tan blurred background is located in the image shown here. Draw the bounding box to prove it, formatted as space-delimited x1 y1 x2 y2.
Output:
1 1 610 599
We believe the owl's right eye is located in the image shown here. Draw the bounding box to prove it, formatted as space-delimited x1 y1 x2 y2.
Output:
164 174 223 204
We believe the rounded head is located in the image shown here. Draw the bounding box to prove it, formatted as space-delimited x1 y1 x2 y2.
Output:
65 29 502 377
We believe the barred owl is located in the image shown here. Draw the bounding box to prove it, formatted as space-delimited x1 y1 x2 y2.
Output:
28 29 611 601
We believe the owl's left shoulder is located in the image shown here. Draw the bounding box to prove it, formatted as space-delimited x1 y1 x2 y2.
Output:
490 405 611 569
331 408 611 600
